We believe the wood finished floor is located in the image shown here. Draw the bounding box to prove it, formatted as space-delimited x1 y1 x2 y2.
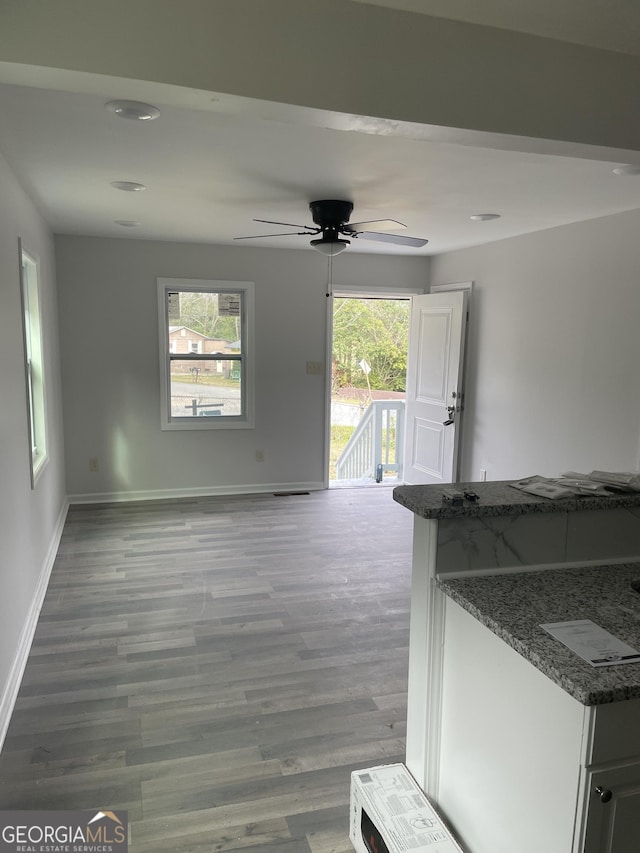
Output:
0 488 413 852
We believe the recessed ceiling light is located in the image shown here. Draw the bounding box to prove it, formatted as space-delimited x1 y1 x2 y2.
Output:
105 100 160 121
612 165 640 176
470 213 501 221
114 220 140 227
110 181 147 192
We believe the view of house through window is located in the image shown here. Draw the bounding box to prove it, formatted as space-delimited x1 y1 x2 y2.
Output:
158 279 254 429
20 245 48 485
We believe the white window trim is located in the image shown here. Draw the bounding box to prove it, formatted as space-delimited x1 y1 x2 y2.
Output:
157 278 255 430
19 241 49 487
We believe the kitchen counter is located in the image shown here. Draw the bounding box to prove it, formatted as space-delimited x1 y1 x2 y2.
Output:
396 479 640 851
437 562 640 705
393 480 640 520
396 477 640 801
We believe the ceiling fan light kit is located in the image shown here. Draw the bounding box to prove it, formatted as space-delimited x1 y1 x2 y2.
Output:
235 199 428 253
310 235 350 256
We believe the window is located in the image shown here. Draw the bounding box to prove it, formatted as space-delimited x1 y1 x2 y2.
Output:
158 278 254 429
19 244 48 485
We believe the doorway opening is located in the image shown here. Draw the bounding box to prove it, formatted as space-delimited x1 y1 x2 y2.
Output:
329 295 410 488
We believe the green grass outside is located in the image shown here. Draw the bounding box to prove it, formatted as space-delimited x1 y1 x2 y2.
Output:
172 374 240 389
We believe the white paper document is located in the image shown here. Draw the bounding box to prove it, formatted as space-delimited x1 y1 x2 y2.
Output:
541 619 640 667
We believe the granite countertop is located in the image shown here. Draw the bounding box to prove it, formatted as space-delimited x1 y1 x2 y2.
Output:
437 563 640 705
393 480 640 520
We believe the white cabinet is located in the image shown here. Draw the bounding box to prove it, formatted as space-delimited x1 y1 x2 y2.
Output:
582 699 640 852
583 763 640 851
435 598 640 853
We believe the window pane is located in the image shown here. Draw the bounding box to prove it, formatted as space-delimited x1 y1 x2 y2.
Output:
26 359 37 453
168 291 242 351
166 289 243 419
169 359 242 418
21 246 48 482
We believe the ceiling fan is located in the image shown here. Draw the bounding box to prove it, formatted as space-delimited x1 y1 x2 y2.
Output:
234 199 428 255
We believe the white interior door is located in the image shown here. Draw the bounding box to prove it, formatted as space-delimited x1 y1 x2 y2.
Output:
403 291 467 484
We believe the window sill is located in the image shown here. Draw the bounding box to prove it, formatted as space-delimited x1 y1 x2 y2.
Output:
160 417 254 431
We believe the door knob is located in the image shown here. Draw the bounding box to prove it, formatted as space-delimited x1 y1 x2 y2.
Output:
443 404 455 426
595 786 612 803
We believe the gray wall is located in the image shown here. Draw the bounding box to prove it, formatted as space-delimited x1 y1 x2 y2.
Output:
55 235 427 499
0 149 66 741
431 209 640 481
57 206 640 500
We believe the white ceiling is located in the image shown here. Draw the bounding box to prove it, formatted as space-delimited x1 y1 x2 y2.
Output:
1 0 640 256
349 0 640 56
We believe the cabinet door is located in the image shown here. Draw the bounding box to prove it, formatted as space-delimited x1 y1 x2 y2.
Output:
583 764 640 852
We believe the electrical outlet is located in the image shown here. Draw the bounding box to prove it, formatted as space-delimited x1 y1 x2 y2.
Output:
89 457 99 472
255 450 264 462
306 361 323 375
480 468 487 481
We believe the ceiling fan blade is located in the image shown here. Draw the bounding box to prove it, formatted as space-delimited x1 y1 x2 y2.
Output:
357 231 429 247
345 218 406 233
234 231 314 240
254 217 314 230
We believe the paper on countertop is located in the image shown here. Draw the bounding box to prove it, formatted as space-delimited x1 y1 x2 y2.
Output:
557 472 612 495
587 470 640 492
541 619 640 667
510 476 575 499
511 474 615 498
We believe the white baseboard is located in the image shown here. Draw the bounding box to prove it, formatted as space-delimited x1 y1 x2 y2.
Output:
67 481 325 505
0 498 69 753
